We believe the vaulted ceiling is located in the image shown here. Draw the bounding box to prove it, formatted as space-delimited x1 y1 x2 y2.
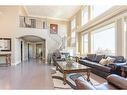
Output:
25 6 81 20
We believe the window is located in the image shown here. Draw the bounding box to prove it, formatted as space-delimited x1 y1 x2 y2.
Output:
92 5 112 18
71 18 76 30
92 23 115 55
81 7 88 25
71 31 76 47
82 33 88 55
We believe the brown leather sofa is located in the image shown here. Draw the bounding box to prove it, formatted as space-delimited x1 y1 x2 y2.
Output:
74 74 127 90
79 54 126 78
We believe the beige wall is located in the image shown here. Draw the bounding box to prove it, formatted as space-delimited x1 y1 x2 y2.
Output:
0 6 19 65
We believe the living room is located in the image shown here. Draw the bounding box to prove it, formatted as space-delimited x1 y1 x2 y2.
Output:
52 5 127 90
0 0 127 95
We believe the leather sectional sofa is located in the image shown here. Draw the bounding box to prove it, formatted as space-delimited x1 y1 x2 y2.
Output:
74 74 127 90
79 54 126 78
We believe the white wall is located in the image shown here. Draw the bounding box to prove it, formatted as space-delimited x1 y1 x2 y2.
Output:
0 6 68 65
16 28 66 60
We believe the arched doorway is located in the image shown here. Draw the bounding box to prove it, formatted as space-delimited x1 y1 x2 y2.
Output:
19 35 46 63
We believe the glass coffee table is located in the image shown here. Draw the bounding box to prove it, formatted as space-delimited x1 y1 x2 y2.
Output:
56 61 91 84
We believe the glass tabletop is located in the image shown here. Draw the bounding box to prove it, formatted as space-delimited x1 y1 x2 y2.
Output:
57 61 90 70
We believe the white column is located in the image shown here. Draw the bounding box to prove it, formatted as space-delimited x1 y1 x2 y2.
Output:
116 18 124 56
125 21 127 58
88 32 91 53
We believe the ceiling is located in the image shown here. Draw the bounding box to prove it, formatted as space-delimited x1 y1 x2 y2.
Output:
21 36 45 42
25 6 81 20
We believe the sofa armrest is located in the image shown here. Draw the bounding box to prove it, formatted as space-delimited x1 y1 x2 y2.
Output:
123 59 126 63
107 64 117 70
74 79 96 90
107 74 127 89
108 63 127 70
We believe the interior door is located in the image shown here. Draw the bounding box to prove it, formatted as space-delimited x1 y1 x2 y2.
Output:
36 44 42 59
28 43 33 60
21 41 23 62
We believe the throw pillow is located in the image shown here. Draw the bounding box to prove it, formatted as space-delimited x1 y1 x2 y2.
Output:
106 57 116 65
99 58 108 65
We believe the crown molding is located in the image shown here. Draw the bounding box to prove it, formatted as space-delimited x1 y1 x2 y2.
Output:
23 6 29 16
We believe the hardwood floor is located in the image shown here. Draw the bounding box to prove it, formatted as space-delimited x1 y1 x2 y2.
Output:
0 59 54 90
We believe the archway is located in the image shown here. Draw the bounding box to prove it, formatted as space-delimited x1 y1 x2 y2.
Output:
19 35 46 63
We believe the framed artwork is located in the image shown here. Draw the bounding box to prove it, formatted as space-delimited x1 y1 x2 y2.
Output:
50 24 58 34
0 38 11 51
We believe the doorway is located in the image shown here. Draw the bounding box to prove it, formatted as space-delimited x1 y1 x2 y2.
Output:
21 41 23 62
36 44 43 59
20 35 46 63
28 43 33 60
36 41 46 62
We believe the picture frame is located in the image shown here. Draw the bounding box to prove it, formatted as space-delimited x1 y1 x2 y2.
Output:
0 38 11 51
50 24 58 34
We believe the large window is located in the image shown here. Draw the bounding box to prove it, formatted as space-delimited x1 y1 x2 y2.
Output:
71 18 76 30
81 7 89 26
92 6 112 18
92 24 115 55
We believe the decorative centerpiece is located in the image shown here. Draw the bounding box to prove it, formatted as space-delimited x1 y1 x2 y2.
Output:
66 56 74 67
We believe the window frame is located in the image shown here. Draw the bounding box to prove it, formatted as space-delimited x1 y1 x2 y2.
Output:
124 19 127 58
82 33 88 55
71 18 76 30
81 7 89 26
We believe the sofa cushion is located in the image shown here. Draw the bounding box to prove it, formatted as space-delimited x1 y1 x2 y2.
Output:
87 54 96 61
114 56 126 63
107 74 127 89
106 56 126 63
94 55 105 63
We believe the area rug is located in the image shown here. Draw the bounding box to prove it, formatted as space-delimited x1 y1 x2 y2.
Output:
51 67 106 90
